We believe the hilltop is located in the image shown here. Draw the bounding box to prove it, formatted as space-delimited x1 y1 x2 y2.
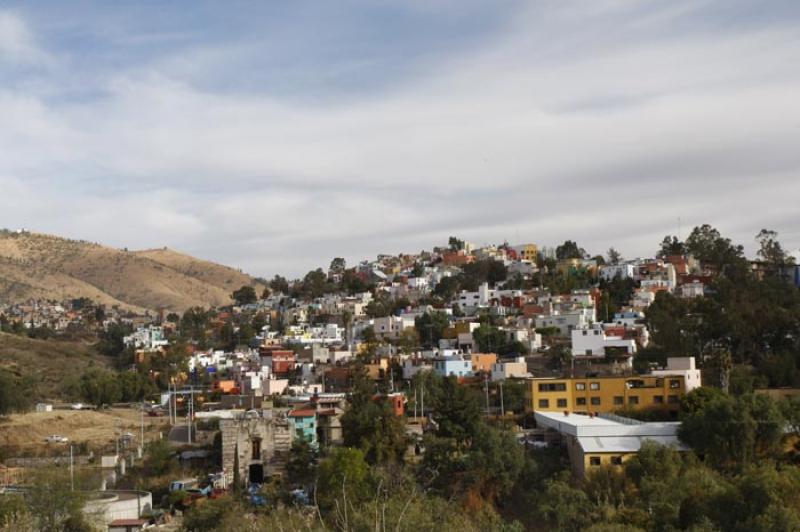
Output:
0 231 265 312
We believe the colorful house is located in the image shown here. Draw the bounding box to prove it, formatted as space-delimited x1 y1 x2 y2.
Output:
288 409 318 448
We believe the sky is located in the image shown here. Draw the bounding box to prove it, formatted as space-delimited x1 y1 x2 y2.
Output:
1 0 799 278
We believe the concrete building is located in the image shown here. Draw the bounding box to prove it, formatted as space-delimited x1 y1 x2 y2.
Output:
432 356 473 378
534 411 687 478
491 358 530 381
525 373 690 416
650 357 702 393
220 410 292 486
571 326 637 357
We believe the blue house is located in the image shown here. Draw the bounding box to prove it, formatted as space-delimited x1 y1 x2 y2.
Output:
433 356 473 378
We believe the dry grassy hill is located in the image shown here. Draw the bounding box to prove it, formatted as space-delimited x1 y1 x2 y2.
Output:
0 231 265 312
0 332 108 397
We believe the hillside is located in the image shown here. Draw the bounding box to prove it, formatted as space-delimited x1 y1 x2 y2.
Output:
0 332 108 398
0 231 265 312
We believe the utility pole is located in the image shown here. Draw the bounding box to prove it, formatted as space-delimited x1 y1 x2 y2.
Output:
484 374 490 415
499 381 505 417
187 386 193 445
139 400 145 458
70 445 74 491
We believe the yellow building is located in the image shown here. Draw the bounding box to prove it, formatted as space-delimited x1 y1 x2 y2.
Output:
518 244 539 262
534 410 687 478
524 374 686 415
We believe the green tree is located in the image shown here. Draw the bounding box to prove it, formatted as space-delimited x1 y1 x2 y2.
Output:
316 447 372 513
80 368 121 407
269 274 290 294
231 285 257 305
658 235 686 257
606 247 622 265
556 240 586 260
414 311 450 348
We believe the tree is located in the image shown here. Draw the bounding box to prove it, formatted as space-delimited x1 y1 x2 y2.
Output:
0 369 32 416
341 367 408 464
231 285 257 306
658 235 686 257
556 240 586 260
448 236 465 251
316 447 372 512
756 229 794 269
79 368 121 407
269 275 290 294
606 247 622 265
414 311 450 348
679 393 785 469
25 469 89 532
286 440 317 487
329 257 347 274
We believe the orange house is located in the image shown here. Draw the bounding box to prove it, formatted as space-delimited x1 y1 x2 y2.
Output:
470 353 498 374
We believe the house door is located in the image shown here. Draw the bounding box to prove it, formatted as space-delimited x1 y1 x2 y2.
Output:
249 463 264 484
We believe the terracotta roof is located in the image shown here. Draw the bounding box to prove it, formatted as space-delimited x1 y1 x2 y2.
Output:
288 409 316 417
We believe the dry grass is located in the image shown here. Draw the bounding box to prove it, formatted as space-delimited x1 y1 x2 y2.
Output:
0 231 266 312
0 332 109 397
0 408 168 452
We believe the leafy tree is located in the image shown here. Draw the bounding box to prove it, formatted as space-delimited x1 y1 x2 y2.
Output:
658 235 686 257
414 311 450 348
24 469 89 532
606 247 622 265
433 275 460 301
433 376 482 443
269 274 290 294
341 367 408 464
0 369 33 415
286 439 317 487
536 473 592 530
97 322 132 358
556 240 586 260
231 285 257 305
679 393 785 469
329 257 347 274
756 229 794 268
79 368 121 407
448 236 465 251
316 447 372 512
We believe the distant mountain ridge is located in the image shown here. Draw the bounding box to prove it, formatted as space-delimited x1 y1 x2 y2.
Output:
0 231 265 312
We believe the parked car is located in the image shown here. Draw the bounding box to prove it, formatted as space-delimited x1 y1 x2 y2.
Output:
44 435 69 443
70 403 85 410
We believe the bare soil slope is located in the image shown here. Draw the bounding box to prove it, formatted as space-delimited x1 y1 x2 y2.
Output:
0 231 265 312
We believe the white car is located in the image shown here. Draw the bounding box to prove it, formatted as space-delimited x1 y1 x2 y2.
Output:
71 403 85 410
44 435 69 443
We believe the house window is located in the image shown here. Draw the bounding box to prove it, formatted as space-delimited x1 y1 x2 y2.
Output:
538 383 567 392
582 331 587 336
576 397 587 406
670 379 681 389
557 399 567 408
594 330 600 335
575 383 586 391
611 456 623 465
590 397 601 406
251 438 262 460
668 395 679 404
538 399 550 408
585 349 592 355
653 395 664 404
589 456 601 466
614 396 624 405
590 382 600 390
628 396 639 405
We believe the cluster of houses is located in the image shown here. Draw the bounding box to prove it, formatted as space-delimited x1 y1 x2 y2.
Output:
0 298 157 332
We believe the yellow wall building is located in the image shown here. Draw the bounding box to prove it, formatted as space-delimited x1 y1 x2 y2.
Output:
519 244 539 262
524 375 686 415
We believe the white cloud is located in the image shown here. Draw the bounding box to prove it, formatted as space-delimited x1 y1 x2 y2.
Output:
0 11 52 66
1 1 799 275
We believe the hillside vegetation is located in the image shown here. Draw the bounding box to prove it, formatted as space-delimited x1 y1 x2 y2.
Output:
0 231 265 312
0 332 108 398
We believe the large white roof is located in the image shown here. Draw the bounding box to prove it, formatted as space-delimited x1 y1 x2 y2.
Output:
534 411 681 438
577 435 688 453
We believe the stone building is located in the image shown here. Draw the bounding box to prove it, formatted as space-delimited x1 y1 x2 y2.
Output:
220 409 292 486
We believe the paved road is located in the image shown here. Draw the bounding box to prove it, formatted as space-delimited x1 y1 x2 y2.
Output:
167 425 196 444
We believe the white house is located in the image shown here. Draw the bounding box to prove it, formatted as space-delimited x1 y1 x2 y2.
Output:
491 358 530 381
571 326 637 357
651 357 702 393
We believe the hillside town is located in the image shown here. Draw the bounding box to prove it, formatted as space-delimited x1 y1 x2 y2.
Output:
2 226 800 530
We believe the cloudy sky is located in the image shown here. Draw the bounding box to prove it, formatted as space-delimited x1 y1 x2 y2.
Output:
1 1 799 277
